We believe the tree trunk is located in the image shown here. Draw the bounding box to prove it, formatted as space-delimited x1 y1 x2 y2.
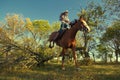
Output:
115 50 118 63
110 58 112 62
92 52 96 62
104 53 107 63
36 55 55 67
83 32 90 58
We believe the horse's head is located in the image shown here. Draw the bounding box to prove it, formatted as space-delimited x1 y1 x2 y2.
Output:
77 17 90 32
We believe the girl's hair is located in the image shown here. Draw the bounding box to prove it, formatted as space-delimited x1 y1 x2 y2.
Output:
59 12 66 21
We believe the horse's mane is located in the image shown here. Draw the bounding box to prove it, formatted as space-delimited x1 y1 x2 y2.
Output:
70 19 78 28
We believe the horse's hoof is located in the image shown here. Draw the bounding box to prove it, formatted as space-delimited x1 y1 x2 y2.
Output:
76 68 82 71
62 67 66 71
49 45 53 48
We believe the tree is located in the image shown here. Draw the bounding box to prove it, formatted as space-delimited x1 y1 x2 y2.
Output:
108 53 113 62
51 22 60 32
102 20 120 62
77 1 107 59
97 44 110 63
0 14 57 69
102 0 120 20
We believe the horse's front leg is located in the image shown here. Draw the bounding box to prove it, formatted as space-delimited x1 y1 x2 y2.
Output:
72 47 81 71
73 52 78 67
72 48 78 68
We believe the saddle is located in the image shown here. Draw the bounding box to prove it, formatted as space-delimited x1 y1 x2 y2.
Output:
54 29 67 41
52 19 77 42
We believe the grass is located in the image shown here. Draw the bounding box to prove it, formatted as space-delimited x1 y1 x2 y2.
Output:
0 63 120 80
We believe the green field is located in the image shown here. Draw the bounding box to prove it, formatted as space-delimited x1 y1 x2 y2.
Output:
0 63 120 80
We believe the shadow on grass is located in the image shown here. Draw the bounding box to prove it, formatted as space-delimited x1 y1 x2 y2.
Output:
93 73 120 80
0 63 120 80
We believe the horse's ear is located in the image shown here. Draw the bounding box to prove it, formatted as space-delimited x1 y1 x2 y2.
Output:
79 16 86 21
79 16 84 21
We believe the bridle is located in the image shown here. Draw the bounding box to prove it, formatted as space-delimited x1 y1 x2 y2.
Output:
77 20 89 32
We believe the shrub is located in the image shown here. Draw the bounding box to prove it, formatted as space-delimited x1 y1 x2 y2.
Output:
79 58 94 66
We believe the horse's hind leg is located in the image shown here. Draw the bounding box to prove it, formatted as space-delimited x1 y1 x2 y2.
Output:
49 41 51 48
61 48 66 70
49 41 54 48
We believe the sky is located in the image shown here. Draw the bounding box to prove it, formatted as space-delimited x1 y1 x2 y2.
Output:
0 0 101 24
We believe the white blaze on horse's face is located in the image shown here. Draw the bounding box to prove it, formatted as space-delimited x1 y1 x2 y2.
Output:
81 20 91 32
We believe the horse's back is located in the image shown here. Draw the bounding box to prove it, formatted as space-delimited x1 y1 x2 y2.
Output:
48 31 58 41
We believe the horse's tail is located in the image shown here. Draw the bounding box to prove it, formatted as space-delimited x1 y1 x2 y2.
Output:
48 31 58 48
48 31 57 41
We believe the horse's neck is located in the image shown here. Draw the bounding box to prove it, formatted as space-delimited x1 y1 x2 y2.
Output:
68 25 79 39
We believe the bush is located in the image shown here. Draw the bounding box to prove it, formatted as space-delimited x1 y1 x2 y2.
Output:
79 58 94 66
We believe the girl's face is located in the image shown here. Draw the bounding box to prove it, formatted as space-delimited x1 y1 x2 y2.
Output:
65 12 68 16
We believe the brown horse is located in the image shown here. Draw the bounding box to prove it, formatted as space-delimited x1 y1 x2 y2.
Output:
48 17 90 70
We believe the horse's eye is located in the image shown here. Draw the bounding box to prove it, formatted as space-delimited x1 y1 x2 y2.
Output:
81 22 83 24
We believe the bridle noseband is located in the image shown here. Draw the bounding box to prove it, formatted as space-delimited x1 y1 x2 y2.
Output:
77 20 88 32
